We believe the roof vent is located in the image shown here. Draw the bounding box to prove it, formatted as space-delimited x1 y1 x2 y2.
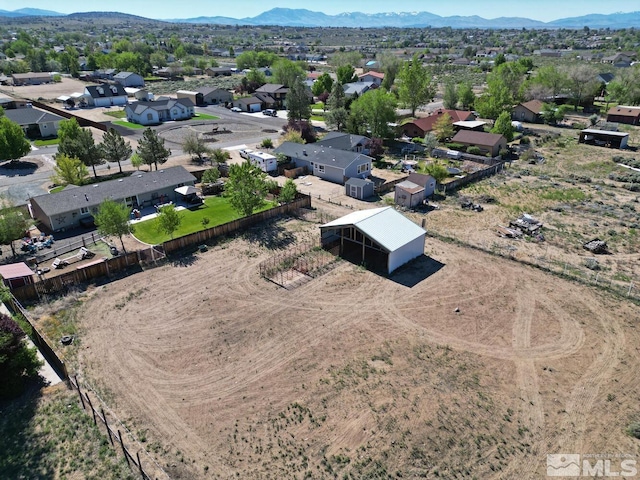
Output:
118 179 123 182
137 174 142 178
302 150 307 156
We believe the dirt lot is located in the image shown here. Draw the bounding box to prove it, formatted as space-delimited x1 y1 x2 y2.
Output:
43 210 640 479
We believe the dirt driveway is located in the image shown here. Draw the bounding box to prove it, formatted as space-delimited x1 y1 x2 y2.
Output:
63 211 640 479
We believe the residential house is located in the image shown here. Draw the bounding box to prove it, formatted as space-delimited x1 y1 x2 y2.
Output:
343 81 375 99
205 67 233 77
113 71 145 88
400 109 476 138
234 96 262 113
194 87 232 106
84 84 128 107
316 132 370 154
597 72 615 85
274 141 373 185
4 107 64 138
255 84 289 109
451 130 507 157
358 71 384 86
0 94 29 110
92 68 117 80
11 72 52 86
513 99 544 123
606 106 640 126
125 98 195 125
29 166 197 232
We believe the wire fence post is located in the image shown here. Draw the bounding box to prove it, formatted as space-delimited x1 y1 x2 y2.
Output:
85 393 97 425
75 375 85 410
118 430 130 466
102 407 114 446
136 451 145 478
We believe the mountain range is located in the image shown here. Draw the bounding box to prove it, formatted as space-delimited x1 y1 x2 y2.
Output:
2 7 640 29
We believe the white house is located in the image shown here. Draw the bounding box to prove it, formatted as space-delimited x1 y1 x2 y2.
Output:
125 98 195 126
84 84 128 107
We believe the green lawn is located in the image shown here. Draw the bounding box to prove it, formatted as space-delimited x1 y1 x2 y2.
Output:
103 110 127 119
132 196 275 244
112 120 146 129
310 115 324 121
192 113 219 120
34 138 59 147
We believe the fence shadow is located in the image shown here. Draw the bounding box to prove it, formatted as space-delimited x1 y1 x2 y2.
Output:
170 251 198 267
243 221 296 250
389 255 446 288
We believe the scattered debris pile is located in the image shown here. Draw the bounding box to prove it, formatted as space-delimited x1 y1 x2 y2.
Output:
496 225 523 238
510 213 542 235
583 238 608 254
461 199 484 212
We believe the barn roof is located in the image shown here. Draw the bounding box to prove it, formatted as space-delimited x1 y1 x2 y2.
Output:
0 262 34 280
321 207 425 252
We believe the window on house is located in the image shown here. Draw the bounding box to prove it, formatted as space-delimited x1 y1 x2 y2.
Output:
80 207 89 214
357 163 369 174
147 113 153 120
316 164 325 173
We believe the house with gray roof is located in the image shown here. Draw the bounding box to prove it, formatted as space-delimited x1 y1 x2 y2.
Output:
11 72 52 86
84 83 128 107
317 132 370 154
343 81 375 98
197 87 233 105
113 71 145 87
29 166 196 232
125 98 195 126
4 107 64 138
274 141 373 185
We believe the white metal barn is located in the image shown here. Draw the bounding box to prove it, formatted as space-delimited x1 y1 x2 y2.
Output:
320 207 426 274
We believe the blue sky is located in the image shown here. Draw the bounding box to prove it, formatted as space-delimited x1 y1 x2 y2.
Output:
5 1 636 22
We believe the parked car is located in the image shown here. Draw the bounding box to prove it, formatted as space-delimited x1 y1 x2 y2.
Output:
230 106 242 112
262 109 277 117
239 148 254 159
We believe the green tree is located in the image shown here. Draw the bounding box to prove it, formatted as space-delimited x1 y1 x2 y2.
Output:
225 161 269 217
336 64 357 85
94 199 133 253
324 81 349 132
56 119 103 177
533 64 568 100
287 77 312 123
278 178 298 204
491 111 515 142
281 130 304 144
423 132 438 153
99 128 132 174
348 89 397 138
606 67 640 105
311 72 333 97
330 51 362 68
0 117 30 165
246 68 267 86
0 206 30 256
201 167 220 184
211 148 231 164
156 204 182 239
397 54 435 116
540 103 569 124
458 82 476 110
51 154 88 186
136 128 171 171
443 81 459 110
564 64 600 111
423 161 449 183
474 82 513 120
433 113 454 142
377 52 402 90
182 133 210 163
0 313 42 399
130 152 143 170
272 58 305 87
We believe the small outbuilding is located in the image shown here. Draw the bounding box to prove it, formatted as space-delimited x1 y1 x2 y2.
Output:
395 181 425 208
0 262 34 289
345 177 375 200
578 129 629 149
320 207 426 274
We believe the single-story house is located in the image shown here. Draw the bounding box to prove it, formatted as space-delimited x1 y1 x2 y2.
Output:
317 132 370 154
197 87 233 105
0 262 34 289
274 141 373 185
400 109 476 138
358 71 384 86
4 107 64 139
255 84 289 108
113 71 145 88
343 81 375 99
234 96 262 112
597 72 615 85
451 130 507 157
345 177 375 200
125 98 195 125
92 69 117 80
11 72 52 86
606 106 640 125
513 99 545 123
0 94 30 110
205 67 233 77
320 206 426 274
84 84 128 107
578 129 629 149
29 166 197 232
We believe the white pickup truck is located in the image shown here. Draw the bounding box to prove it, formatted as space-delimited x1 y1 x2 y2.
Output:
239 148 254 159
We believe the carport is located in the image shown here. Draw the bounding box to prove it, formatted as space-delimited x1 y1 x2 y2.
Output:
320 207 426 274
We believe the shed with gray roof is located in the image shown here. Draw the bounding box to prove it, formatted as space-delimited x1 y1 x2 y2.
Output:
320 206 426 273
29 166 196 232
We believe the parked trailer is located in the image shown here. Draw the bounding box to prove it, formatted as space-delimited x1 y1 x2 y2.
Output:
248 151 278 173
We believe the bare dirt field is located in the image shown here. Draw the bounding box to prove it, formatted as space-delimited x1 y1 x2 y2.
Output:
55 210 640 479
0 77 90 101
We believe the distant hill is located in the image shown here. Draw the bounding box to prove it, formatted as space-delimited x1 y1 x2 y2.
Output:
3 7 640 29
65 11 166 24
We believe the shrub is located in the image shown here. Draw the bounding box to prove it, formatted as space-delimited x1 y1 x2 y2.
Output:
467 146 481 155
202 167 220 184
627 422 640 439
260 138 274 149
412 137 424 144
445 143 466 152
520 136 530 145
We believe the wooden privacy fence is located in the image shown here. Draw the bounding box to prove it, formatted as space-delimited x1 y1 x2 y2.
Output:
439 162 505 194
4 294 68 379
162 194 311 254
69 376 165 480
32 100 109 131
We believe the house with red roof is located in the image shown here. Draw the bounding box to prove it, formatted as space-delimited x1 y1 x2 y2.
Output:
358 71 385 86
400 109 476 138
